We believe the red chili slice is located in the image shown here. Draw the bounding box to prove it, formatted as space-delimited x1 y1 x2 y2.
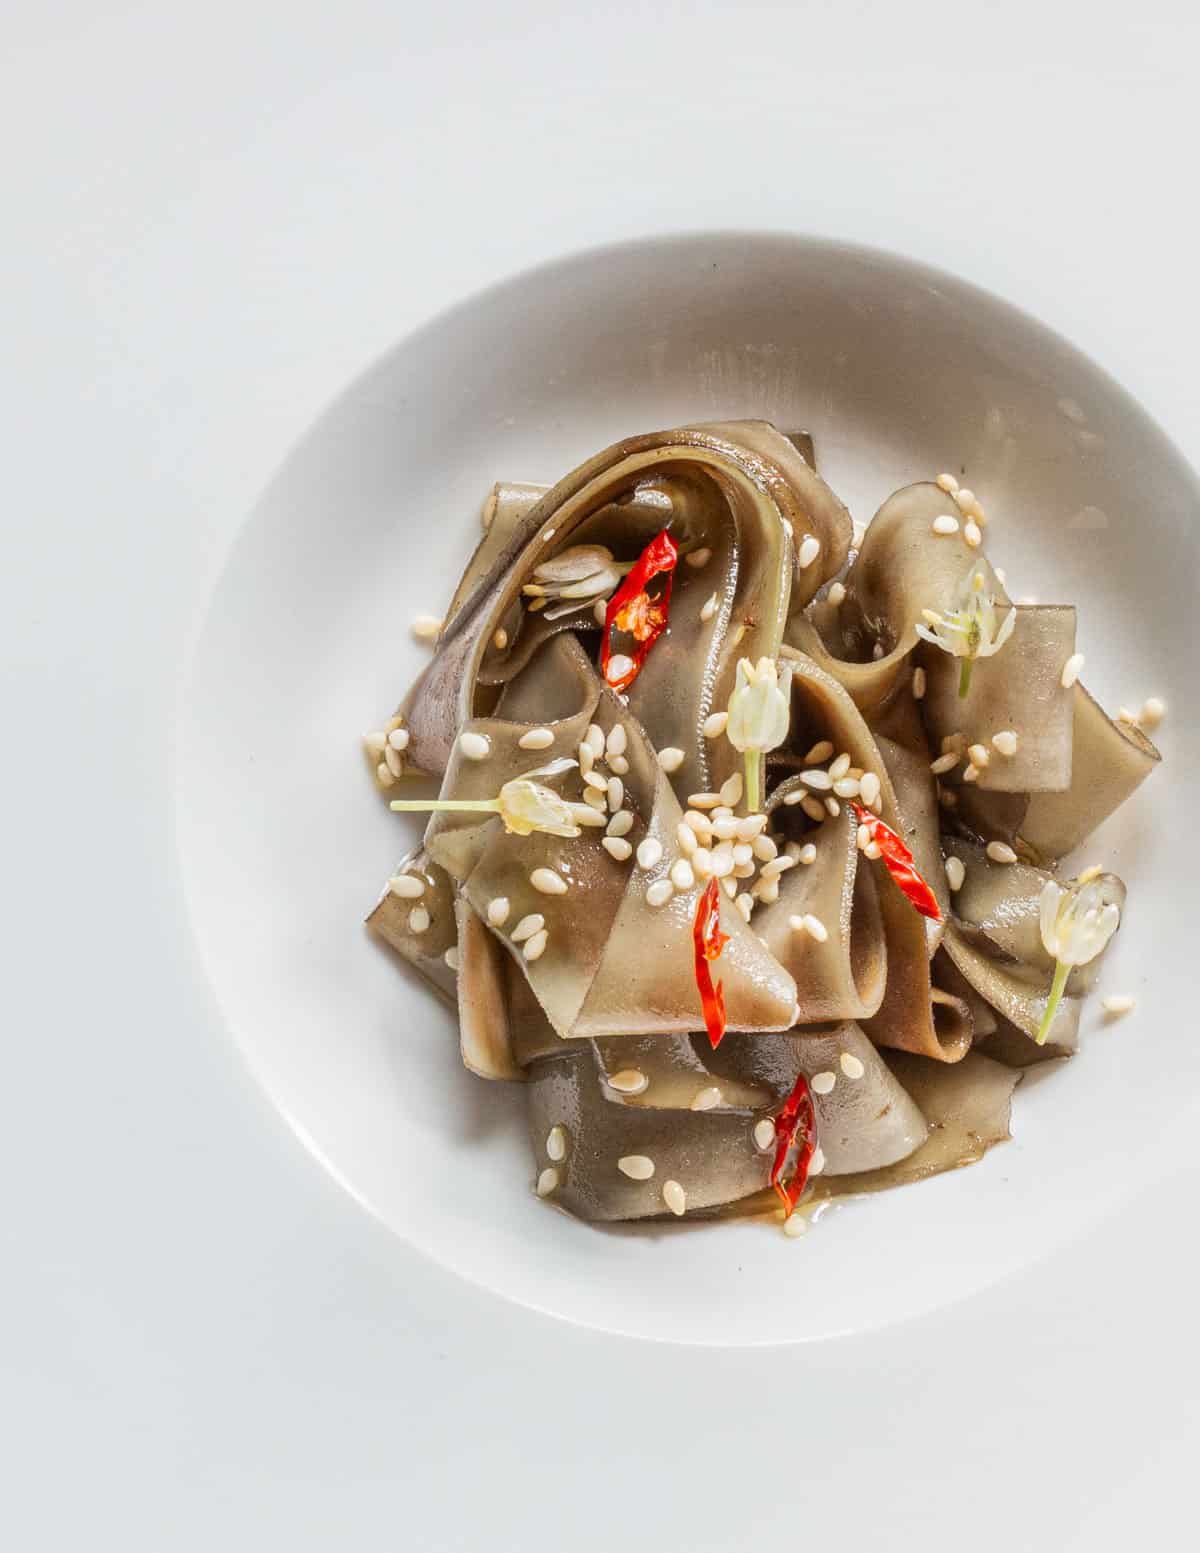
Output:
852 802 942 922
692 877 730 1049
770 1072 817 1217
600 528 678 694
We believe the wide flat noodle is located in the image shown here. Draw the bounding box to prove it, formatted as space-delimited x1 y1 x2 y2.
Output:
807 1049 1020 1204
775 650 969 1062
398 421 851 779
366 847 458 1005
438 636 796 1040
752 811 887 1023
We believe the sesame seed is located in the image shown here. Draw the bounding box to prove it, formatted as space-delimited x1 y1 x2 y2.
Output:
691 847 713 878
518 727 554 751
912 666 926 700
578 741 594 775
718 772 743 807
712 804 734 820
459 730 491 761
797 535 821 569
670 858 695 891
388 874 425 899
753 1119 776 1151
1101 994 1136 1016
711 843 737 877
522 929 549 961
444 947 460 970
964 520 982 548
688 791 722 810
731 842 753 868
709 816 738 840
597 814 629 845
735 893 753 921
607 776 625 811
828 752 850 779
760 856 796 879
657 747 685 773
800 796 827 823
606 654 635 684
607 1068 649 1095
1140 697 1166 730
803 914 828 942
828 581 846 606
384 745 406 779
754 879 780 904
840 1052 865 1080
736 814 767 840
635 836 663 870
1118 706 1138 724
605 724 627 760
954 487 976 511
809 1146 825 1176
618 1155 655 1180
527 597 547 612
530 868 568 895
487 897 511 927
511 913 546 943
856 823 870 851
645 879 675 908
493 628 509 650
584 724 605 758
986 841 1017 864
387 727 410 752
824 796 840 817
675 822 698 857
804 740 834 765
936 472 960 493
932 514 960 535
801 768 833 791
571 803 608 827
783 1214 808 1239
968 743 990 768
662 1180 687 1217
700 591 719 622
584 769 608 794
832 777 860 799
685 548 712 569
593 598 607 626
872 643 886 660
546 1125 567 1161
542 529 556 542
411 614 443 641
703 711 728 739
408 907 430 934
535 1167 559 1197
684 810 712 837
945 856 965 892
991 729 1018 756
859 772 881 808
864 841 882 859
811 1070 836 1095
1060 652 1085 689
691 1086 722 1111
799 843 817 865
363 731 388 758
930 751 961 775
750 836 777 866
610 754 629 775
602 836 633 862
962 763 979 783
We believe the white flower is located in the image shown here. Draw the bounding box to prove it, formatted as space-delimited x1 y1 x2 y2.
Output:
1035 870 1121 1044
390 758 581 838
725 657 791 815
521 545 632 620
914 565 1016 697
726 657 791 754
1038 875 1121 966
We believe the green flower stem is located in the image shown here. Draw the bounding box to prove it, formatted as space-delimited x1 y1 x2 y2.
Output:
1036 959 1070 1045
390 799 500 815
958 656 974 699
745 752 760 815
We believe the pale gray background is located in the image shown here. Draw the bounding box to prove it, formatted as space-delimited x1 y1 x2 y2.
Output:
4 3 1198 1548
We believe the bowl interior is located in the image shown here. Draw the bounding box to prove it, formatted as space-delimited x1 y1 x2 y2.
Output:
176 233 1195 1345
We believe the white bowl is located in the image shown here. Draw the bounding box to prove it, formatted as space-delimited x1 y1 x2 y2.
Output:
177 232 1195 1345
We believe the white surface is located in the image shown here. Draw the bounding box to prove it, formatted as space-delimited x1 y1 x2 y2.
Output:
6 1 1200 1546
177 231 1196 1346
